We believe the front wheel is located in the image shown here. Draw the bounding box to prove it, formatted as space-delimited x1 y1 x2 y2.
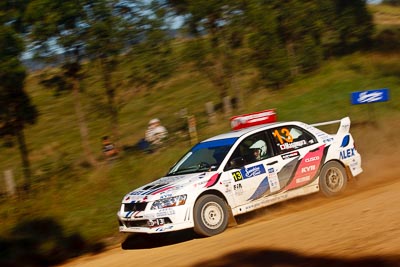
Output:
193 194 229 237
319 161 347 197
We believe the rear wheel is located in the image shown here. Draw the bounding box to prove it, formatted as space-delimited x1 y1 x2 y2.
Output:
193 194 229 237
319 161 347 197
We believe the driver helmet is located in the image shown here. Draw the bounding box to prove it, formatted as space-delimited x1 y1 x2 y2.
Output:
250 140 267 158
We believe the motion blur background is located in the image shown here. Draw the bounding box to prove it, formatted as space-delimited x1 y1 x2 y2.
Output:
1 1 400 266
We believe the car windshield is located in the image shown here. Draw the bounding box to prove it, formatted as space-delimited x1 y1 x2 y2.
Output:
167 137 238 176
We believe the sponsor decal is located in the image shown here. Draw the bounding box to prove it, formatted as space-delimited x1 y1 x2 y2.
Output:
132 183 175 196
341 135 350 147
129 191 144 196
204 173 221 188
280 140 307 150
305 156 319 163
323 137 334 144
232 171 243 182
150 186 174 195
195 180 208 187
247 177 270 200
285 145 325 190
273 128 294 144
267 168 281 192
155 225 174 232
156 209 175 217
124 210 142 219
296 176 311 184
244 193 290 211
301 165 316 173
340 147 355 159
281 151 300 160
232 164 266 182
159 193 173 199
350 159 360 171
223 180 232 193
245 164 266 178
233 183 243 191
233 183 243 195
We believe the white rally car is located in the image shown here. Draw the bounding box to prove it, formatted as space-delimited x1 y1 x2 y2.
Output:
117 115 362 237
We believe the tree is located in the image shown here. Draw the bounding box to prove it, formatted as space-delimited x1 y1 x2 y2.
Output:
85 0 139 141
24 0 97 166
245 1 327 87
128 0 175 92
382 0 400 6
325 0 374 54
246 0 373 86
0 25 38 190
164 0 247 109
246 1 291 88
84 0 175 141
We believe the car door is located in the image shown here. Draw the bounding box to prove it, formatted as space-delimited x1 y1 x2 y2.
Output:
223 131 276 204
223 124 323 207
265 124 323 193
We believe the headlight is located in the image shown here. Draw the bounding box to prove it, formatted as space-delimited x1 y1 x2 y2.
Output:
150 195 187 210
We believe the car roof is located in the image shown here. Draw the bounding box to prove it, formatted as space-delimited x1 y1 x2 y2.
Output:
202 121 287 142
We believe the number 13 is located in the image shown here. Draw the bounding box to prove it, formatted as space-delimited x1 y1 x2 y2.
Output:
273 128 293 144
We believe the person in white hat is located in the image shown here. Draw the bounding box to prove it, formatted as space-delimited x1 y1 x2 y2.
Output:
145 118 168 148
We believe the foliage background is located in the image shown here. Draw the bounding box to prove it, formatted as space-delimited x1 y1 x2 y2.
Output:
0 2 400 266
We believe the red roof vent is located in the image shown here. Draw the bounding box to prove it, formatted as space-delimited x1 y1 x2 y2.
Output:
230 109 277 130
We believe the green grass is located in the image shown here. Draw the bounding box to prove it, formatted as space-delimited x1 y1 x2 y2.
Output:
1 12 400 251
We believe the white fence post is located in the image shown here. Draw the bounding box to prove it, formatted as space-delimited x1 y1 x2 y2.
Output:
223 96 232 117
205 101 217 124
4 169 16 197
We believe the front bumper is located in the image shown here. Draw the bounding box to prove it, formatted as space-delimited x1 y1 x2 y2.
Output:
117 204 193 234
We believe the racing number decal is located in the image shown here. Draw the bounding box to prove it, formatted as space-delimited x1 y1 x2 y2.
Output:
232 171 243 182
273 128 293 144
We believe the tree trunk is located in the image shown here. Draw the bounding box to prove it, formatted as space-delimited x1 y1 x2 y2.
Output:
101 59 119 141
72 78 97 167
286 41 299 77
231 74 243 112
16 128 31 191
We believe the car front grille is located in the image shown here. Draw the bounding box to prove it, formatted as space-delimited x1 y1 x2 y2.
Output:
124 220 148 228
122 217 173 228
124 202 147 212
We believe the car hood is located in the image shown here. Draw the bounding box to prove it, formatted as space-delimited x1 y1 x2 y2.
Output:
122 171 220 203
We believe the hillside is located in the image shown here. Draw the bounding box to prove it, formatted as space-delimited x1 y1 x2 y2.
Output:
0 3 400 266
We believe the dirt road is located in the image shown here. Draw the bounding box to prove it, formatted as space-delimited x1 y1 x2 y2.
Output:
60 153 400 267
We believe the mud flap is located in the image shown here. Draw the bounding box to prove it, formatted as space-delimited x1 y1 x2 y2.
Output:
227 205 238 227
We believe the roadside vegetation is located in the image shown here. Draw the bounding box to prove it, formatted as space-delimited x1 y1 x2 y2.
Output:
0 2 400 266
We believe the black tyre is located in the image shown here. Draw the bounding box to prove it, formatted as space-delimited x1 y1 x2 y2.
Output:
193 194 229 237
319 161 347 197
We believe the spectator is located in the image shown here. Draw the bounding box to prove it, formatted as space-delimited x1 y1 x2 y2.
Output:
135 118 168 153
145 118 168 146
102 136 119 159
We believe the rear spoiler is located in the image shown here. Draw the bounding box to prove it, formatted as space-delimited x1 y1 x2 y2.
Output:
311 117 351 135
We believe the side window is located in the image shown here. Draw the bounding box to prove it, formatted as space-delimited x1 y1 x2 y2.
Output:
270 125 316 154
225 132 270 170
